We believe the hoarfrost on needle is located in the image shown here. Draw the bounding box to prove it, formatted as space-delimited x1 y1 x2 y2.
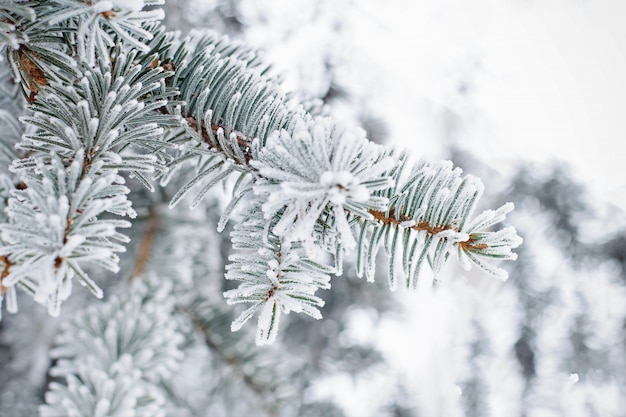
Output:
253 118 394 251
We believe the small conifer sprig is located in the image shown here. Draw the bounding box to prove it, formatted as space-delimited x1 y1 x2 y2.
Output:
224 203 334 345
0 153 131 316
357 157 523 289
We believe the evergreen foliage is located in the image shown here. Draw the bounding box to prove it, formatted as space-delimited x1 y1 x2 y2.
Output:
40 278 182 417
0 1 522 415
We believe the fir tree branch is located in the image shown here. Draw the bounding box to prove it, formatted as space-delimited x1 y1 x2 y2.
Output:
156 31 521 335
158 33 520 288
0 49 177 316
178 106 499 263
224 202 333 345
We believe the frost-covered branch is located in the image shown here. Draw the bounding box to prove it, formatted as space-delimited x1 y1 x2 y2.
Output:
163 33 520 265
0 153 132 316
224 202 334 345
358 157 522 288
0 2 521 346
0 49 177 316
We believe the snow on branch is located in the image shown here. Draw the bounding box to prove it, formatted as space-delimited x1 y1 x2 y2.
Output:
224 203 333 345
0 0 34 51
0 152 132 316
253 118 393 252
358 156 522 289
0 51 177 317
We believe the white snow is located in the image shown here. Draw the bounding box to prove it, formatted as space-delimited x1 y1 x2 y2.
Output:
92 1 113 13
110 0 145 13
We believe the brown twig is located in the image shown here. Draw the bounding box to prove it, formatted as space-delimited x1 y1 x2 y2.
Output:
129 208 160 280
184 116 256 165
369 208 457 235
369 208 487 251
458 240 489 251
0 256 13 296
157 104 256 167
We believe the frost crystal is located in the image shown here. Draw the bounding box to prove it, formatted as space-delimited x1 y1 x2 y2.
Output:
253 118 393 251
